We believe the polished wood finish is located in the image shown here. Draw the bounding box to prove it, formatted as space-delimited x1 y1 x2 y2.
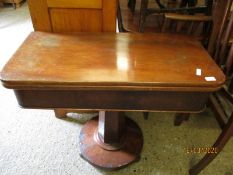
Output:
189 8 233 174
176 1 233 174
54 108 67 118
28 0 117 117
28 0 52 32
133 1 213 119
28 0 116 33
1 32 225 91
0 32 226 170
97 111 126 149
163 13 212 22
47 0 102 9
103 0 117 32
50 9 103 33
13 90 210 112
79 112 143 169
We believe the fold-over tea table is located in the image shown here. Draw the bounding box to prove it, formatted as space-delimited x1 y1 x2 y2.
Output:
0 32 225 170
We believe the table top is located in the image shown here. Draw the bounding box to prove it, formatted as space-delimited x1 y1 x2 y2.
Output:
0 32 225 91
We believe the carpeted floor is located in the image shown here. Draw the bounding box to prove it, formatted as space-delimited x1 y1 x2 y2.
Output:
0 2 233 175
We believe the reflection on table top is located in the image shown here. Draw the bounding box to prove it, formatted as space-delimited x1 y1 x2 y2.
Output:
0 32 225 91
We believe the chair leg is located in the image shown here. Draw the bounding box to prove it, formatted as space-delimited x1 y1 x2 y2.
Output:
229 79 233 94
174 113 190 126
128 0 136 13
117 0 128 32
209 94 227 130
189 113 233 175
143 112 149 120
161 18 171 32
139 0 148 32
180 0 188 7
155 0 165 9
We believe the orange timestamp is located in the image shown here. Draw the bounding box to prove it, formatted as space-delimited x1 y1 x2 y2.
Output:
185 147 218 154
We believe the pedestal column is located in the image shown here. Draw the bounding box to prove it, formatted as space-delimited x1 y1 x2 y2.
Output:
79 111 143 169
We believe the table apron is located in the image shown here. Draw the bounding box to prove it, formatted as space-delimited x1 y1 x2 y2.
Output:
14 90 210 112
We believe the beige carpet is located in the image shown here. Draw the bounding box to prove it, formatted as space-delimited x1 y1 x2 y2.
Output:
0 2 233 175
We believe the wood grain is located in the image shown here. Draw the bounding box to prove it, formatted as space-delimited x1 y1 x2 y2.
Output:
50 9 102 32
13 90 210 112
102 0 117 32
47 0 102 9
28 0 116 33
164 13 212 22
0 32 225 91
28 0 116 116
28 0 52 32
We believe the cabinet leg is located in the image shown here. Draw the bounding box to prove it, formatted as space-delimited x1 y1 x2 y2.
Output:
54 109 67 118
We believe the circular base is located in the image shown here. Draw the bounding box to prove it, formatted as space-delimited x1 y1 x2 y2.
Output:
79 117 143 170
94 128 126 151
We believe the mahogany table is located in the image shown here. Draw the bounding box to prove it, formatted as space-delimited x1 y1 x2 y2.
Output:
0 32 225 171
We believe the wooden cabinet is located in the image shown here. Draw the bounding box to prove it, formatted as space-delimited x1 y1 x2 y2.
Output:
27 0 117 117
28 0 117 33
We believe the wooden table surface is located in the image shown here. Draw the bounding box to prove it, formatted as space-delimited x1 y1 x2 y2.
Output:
0 32 225 91
0 31 226 170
